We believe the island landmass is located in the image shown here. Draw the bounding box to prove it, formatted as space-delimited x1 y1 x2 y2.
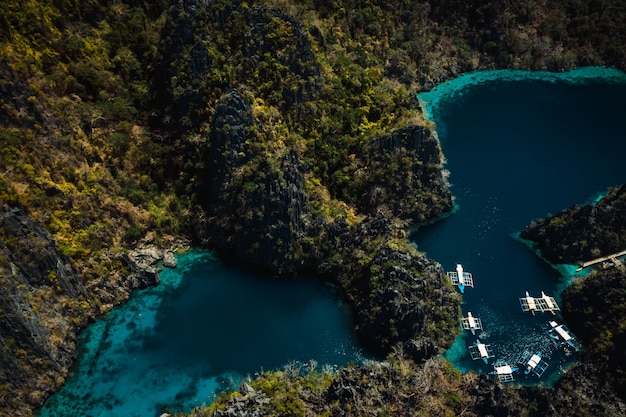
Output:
1 0 625 415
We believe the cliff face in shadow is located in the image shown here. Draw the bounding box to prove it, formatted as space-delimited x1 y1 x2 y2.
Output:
2 0 626 415
561 268 626 400
198 89 316 274
0 206 89 410
0 206 161 413
521 185 626 264
522 185 626 400
150 0 459 359
201 185 626 416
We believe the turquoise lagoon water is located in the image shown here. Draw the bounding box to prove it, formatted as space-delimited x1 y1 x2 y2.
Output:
39 67 626 416
38 250 365 416
414 67 626 384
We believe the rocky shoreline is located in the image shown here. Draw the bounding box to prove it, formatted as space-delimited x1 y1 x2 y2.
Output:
522 185 626 401
0 205 186 414
2 0 626 415
191 186 626 417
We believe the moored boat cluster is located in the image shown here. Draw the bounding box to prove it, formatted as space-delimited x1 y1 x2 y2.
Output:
449 264 579 383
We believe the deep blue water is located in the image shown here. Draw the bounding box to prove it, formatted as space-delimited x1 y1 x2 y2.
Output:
414 67 626 385
38 250 364 416
38 68 626 415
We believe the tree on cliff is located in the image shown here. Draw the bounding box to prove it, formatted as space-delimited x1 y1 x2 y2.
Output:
1 0 626 416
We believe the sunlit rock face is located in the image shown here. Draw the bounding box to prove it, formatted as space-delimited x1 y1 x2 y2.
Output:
0 206 89 409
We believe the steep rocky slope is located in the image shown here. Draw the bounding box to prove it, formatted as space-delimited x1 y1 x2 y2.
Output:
197 188 626 416
523 185 626 400
0 206 162 414
1 0 626 416
521 185 626 264
150 0 459 356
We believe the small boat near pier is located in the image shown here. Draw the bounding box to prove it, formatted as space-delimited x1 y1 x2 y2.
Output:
490 360 519 383
546 321 578 350
519 291 560 315
469 339 494 364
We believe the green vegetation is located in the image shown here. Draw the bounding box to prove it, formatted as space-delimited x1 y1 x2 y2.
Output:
0 0 182 268
2 0 626 416
522 184 626 401
521 185 626 264
562 267 626 399
184 349 477 417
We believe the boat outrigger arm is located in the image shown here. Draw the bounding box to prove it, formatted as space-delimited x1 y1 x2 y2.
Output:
461 311 483 335
447 264 474 293
519 291 560 315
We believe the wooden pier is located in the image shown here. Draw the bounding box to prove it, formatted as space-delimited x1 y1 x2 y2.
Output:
576 249 626 271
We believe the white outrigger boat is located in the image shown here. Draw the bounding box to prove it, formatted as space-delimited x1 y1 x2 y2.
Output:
546 321 578 350
540 291 560 314
519 291 560 315
469 339 494 364
447 264 474 293
490 359 519 383
461 311 483 335
517 350 549 377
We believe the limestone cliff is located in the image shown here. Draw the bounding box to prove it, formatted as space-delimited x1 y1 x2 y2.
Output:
561 268 626 400
0 206 89 410
2 0 626 415
521 185 626 264
200 89 314 274
149 0 459 355
0 206 161 414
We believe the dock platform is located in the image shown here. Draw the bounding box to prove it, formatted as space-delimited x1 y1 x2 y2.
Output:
576 249 626 271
